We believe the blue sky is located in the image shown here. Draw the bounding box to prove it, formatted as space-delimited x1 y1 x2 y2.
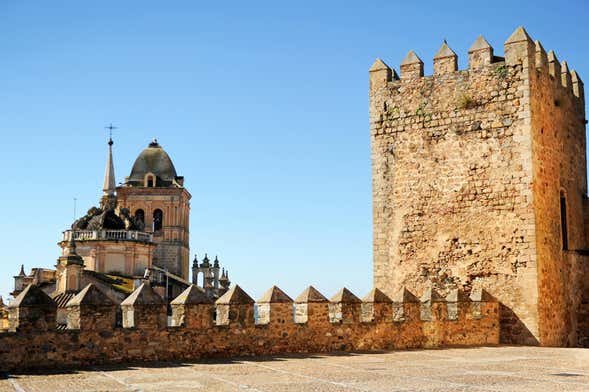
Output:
0 1 587 301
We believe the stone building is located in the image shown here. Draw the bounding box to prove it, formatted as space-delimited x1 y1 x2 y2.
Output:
370 27 587 346
12 136 231 307
116 139 191 280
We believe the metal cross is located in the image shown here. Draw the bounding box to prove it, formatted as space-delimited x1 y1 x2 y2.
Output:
105 123 117 140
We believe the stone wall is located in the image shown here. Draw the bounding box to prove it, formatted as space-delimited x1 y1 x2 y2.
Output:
528 44 588 347
0 283 499 372
369 27 587 346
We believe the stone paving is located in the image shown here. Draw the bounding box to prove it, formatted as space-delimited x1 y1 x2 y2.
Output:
2 346 589 391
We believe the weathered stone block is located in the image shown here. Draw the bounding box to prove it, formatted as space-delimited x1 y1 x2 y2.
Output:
8 284 56 332
120 282 166 329
215 285 255 326
256 286 293 325
170 284 213 328
66 284 116 330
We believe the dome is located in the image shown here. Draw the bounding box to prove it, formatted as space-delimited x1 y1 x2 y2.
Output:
127 139 180 187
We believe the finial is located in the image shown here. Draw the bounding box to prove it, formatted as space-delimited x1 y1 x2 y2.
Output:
67 236 77 255
149 138 159 147
214 255 219 267
105 124 117 145
19 264 25 276
192 254 198 267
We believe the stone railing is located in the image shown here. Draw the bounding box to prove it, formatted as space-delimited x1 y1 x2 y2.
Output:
63 230 153 243
0 282 499 371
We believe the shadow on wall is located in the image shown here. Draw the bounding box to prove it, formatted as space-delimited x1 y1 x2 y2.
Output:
499 304 539 346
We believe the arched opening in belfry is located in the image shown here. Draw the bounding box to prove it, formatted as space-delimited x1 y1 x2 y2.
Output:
153 209 163 232
135 209 145 225
560 191 568 250
146 175 155 187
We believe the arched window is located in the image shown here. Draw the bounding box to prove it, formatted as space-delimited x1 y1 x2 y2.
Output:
153 209 163 232
146 175 155 187
560 192 568 250
145 172 156 187
135 209 145 225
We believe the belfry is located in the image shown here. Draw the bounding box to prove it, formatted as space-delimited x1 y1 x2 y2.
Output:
117 139 191 280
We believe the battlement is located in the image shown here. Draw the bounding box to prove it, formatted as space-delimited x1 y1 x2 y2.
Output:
369 27 584 102
0 282 499 371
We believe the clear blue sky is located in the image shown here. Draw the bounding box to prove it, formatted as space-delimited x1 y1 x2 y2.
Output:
0 1 587 301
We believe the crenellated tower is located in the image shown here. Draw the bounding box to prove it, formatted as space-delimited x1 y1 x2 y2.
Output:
370 27 587 346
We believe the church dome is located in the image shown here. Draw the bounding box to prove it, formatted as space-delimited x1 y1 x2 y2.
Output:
127 139 180 187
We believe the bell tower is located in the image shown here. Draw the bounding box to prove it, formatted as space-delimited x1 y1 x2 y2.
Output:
116 139 191 279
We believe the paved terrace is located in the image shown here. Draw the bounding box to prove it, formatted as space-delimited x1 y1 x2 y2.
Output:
1 346 589 391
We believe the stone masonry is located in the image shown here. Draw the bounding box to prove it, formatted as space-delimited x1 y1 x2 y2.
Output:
370 27 587 346
0 282 499 372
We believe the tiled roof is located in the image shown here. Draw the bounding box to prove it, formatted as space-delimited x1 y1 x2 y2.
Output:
52 292 76 308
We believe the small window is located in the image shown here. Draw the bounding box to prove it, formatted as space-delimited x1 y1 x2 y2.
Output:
135 209 145 224
146 175 155 187
153 209 163 232
560 193 568 250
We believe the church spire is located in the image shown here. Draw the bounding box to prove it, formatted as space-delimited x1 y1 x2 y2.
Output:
103 137 116 196
101 124 117 209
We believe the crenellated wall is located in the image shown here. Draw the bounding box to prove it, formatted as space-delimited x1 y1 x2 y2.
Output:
370 27 587 346
0 283 499 372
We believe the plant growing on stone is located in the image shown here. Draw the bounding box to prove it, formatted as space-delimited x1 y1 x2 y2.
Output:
494 64 507 79
457 94 476 109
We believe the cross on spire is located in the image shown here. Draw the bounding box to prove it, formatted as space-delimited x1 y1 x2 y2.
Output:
102 123 117 201
105 123 117 145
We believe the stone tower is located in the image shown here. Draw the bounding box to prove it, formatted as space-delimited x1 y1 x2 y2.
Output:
116 139 191 279
370 27 587 346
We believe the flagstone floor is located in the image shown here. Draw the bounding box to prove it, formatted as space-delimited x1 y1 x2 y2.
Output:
2 346 589 391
